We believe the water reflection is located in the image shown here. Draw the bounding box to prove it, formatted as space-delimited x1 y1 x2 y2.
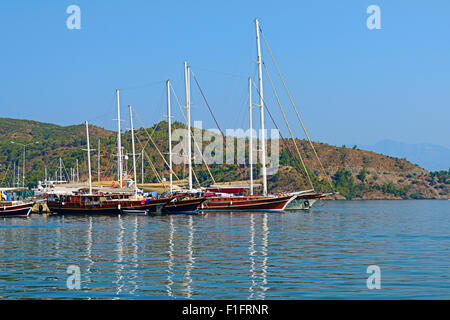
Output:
182 215 195 299
248 213 270 299
1 200 449 299
261 213 269 298
114 215 125 298
85 216 93 294
166 215 175 298
248 214 256 299
130 216 138 295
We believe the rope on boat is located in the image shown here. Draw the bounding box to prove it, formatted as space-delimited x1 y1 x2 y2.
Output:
191 70 247 180
262 61 314 190
260 28 335 192
132 109 180 180
169 82 216 185
252 83 309 182
134 133 164 185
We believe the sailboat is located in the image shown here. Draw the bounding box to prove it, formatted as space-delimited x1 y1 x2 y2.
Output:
161 77 207 213
197 19 337 211
47 118 176 215
188 21 302 211
248 19 336 210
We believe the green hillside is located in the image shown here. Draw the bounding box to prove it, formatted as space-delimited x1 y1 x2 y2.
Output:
0 118 448 199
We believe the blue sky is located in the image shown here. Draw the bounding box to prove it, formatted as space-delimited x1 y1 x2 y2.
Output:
1 0 449 148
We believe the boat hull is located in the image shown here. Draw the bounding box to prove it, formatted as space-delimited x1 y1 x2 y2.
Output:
200 195 293 212
0 203 33 217
285 198 318 210
47 197 173 215
163 198 206 213
285 193 327 210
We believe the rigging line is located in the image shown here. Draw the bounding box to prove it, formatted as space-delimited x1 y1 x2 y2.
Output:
198 167 238 187
166 88 203 189
134 133 164 185
191 158 201 189
169 84 184 120
252 82 309 182
61 159 72 182
262 62 314 189
260 28 334 192
0 162 12 187
169 82 216 185
190 70 247 180
132 109 179 180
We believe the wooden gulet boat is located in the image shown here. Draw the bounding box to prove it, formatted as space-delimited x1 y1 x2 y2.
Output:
46 120 175 215
201 194 296 212
250 19 337 209
181 24 306 212
47 192 175 215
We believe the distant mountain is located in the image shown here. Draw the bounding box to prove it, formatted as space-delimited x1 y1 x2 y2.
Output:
360 140 450 172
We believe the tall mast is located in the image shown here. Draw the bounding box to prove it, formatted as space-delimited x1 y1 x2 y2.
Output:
59 157 63 182
141 149 144 184
116 89 123 188
249 77 254 195
23 145 25 189
129 104 138 196
184 61 193 191
167 79 173 193
76 159 79 183
255 18 267 196
13 161 15 188
98 139 101 182
44 166 47 182
85 121 93 194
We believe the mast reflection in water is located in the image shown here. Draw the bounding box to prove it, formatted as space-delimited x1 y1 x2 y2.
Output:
1 201 449 299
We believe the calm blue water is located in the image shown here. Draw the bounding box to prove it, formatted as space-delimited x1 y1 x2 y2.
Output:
0 200 449 299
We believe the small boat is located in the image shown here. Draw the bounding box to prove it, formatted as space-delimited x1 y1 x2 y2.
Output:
0 201 33 217
0 188 33 217
120 209 149 215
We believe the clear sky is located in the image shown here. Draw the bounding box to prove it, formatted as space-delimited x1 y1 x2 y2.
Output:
1 0 449 148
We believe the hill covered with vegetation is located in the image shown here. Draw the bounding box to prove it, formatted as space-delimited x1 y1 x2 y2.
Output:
0 118 448 200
